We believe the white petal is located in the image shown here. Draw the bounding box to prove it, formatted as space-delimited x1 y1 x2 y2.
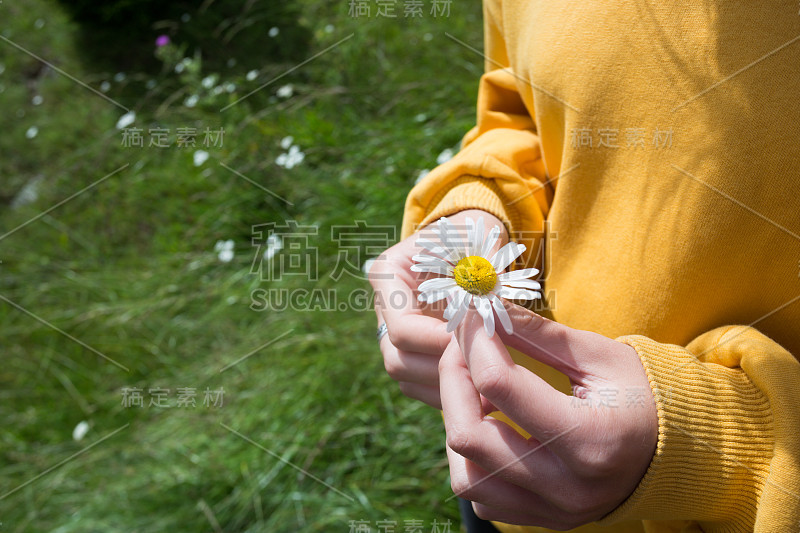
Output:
497 267 539 281
444 288 468 320
481 225 500 258
466 216 483 257
490 242 526 272
490 294 513 335
500 279 542 290
465 216 475 256
415 238 450 259
411 255 453 269
410 264 454 276
474 296 495 338
474 216 485 256
418 277 458 293
447 293 472 332
497 286 542 300
419 286 459 304
434 217 466 262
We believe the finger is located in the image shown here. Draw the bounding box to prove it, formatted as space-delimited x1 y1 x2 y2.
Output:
398 382 441 409
455 309 586 457
439 335 566 490
371 258 450 355
445 446 578 529
496 304 618 379
382 344 440 387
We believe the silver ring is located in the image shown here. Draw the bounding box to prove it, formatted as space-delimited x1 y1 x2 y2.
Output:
376 323 388 342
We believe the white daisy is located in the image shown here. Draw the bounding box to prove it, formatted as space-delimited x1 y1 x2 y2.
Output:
411 216 541 337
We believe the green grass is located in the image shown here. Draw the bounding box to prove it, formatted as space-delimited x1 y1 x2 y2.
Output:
0 0 484 531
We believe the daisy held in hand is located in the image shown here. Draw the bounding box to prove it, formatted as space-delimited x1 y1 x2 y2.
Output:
411 216 541 337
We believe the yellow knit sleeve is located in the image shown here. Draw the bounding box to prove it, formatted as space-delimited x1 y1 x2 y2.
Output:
401 0 551 271
598 326 800 533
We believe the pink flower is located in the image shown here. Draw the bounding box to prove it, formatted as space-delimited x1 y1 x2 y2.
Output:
155 35 170 47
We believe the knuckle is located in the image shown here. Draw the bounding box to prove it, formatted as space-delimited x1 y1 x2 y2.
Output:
516 310 547 335
471 363 511 403
388 328 413 352
450 476 473 499
446 426 477 458
382 355 404 381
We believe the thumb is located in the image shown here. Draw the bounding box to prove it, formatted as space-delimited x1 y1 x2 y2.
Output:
456 306 517 375
455 307 578 443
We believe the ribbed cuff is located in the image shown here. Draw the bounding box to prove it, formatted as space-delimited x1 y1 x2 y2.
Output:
410 175 542 269
598 335 774 532
418 175 520 236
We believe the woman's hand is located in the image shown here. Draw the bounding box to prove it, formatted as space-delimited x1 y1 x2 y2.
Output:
440 306 658 528
369 210 507 408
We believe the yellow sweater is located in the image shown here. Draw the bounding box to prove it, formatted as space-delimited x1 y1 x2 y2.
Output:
401 1 800 532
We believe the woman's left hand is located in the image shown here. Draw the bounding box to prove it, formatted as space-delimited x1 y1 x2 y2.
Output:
440 305 658 529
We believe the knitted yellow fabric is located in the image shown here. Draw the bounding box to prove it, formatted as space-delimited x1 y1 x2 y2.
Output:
402 1 800 531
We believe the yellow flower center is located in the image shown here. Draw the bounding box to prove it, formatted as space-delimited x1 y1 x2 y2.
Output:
453 256 497 295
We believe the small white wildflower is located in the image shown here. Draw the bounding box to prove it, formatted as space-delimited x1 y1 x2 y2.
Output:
11 175 42 207
181 13 191 22
100 80 111 92
263 234 283 261
224 82 236 93
280 136 294 149
201 75 217 89
246 70 258 81
184 94 199 108
72 421 90 442
324 24 335 33
35 19 45 29
214 239 235 263
32 95 43 106
226 295 238 305
414 113 427 123
436 148 454 165
193 150 209 167
423 33 433 42
268 27 280 37
276 84 293 98
146 79 157 89
276 153 288 167
25 126 38 139
175 58 192 74
113 72 126 82
115 111 136 130
288 146 305 168
227 58 237 68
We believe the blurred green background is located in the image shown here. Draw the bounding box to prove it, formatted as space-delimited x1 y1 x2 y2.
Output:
0 0 483 530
